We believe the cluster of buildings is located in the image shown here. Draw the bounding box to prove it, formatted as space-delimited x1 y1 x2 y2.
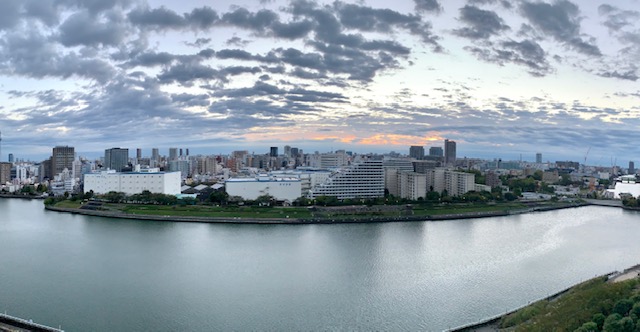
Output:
1 138 638 203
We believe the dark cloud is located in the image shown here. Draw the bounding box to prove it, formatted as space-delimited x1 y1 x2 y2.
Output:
519 0 601 56
185 7 219 30
0 28 115 82
599 6 640 32
58 11 127 47
128 6 187 30
226 36 250 46
598 69 638 81
453 5 510 40
0 0 21 30
414 0 442 13
185 38 212 48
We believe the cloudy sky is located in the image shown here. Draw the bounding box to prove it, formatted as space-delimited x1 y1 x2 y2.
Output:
1 0 639 164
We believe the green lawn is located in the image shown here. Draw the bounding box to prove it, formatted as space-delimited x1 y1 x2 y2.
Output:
54 200 83 209
120 205 313 219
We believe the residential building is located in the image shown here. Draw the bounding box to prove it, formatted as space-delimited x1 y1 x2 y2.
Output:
425 169 475 196
629 161 635 175
536 153 542 164
307 160 384 200
398 171 427 200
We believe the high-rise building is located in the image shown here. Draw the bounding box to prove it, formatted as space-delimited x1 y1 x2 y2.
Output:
0 162 11 184
290 147 299 158
104 148 129 172
52 146 75 176
536 153 542 164
629 161 635 175
429 146 443 157
136 148 142 161
8 153 14 163
444 139 456 166
307 160 384 199
284 145 292 158
270 147 278 157
169 148 178 161
409 146 425 160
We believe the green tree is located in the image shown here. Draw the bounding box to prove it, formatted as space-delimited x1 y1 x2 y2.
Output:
209 191 229 205
593 313 606 331
604 313 622 332
575 321 598 332
532 170 543 181
504 192 518 201
255 194 275 206
426 191 440 202
614 299 634 316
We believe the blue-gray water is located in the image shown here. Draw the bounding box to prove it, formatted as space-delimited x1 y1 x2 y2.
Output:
1 199 639 331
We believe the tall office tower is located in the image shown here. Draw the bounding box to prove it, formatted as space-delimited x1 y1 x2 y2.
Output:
104 148 129 172
152 148 159 161
136 148 142 163
169 148 178 161
8 153 14 163
0 162 11 184
444 139 456 166
429 146 443 157
186 148 189 156
52 146 75 175
536 153 542 164
290 147 299 158
629 161 635 175
409 146 425 160
179 148 183 157
270 147 278 157
284 145 292 158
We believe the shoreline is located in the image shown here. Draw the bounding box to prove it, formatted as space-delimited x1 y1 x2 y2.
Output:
44 201 589 225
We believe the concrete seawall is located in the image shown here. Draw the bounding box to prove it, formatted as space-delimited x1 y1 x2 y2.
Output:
0 313 63 332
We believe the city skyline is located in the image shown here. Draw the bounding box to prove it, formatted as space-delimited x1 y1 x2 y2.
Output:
0 0 639 163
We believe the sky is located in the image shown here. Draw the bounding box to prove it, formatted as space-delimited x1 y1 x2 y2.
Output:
0 0 639 164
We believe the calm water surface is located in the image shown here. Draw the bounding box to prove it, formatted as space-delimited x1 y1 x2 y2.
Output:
1 199 639 331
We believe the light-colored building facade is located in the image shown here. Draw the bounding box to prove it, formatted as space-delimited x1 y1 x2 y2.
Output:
425 169 475 196
307 160 384 200
225 176 302 202
399 171 427 200
84 169 181 195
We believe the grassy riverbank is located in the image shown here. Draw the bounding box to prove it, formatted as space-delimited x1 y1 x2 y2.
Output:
500 276 640 331
48 199 585 223
457 269 640 332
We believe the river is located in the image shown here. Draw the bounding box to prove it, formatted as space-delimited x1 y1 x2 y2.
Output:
1 199 639 331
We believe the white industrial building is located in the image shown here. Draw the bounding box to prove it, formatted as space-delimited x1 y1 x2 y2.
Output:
307 160 385 200
84 168 181 195
225 175 302 202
